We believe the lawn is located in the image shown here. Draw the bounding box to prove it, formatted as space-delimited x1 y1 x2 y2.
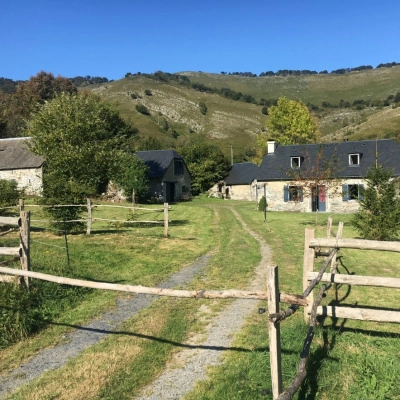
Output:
1 197 400 399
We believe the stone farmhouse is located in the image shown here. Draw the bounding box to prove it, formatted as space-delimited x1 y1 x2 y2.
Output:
212 139 400 213
0 137 45 195
136 149 191 202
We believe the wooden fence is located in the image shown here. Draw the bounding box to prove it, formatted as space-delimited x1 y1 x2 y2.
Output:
267 217 400 399
15 199 170 237
2 212 400 399
0 210 30 287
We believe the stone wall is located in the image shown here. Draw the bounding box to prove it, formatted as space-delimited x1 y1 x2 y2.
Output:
0 168 43 195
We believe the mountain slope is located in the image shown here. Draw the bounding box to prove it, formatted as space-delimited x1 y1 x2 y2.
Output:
90 67 400 159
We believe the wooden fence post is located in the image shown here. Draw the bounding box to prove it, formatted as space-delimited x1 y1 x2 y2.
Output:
19 198 25 212
164 203 169 238
327 216 332 238
303 228 315 323
268 265 282 399
86 198 92 235
19 210 30 288
330 221 343 273
132 189 135 213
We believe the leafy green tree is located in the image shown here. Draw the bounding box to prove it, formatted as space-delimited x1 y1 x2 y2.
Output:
25 92 141 229
178 142 231 195
109 152 148 201
352 166 400 240
264 96 319 145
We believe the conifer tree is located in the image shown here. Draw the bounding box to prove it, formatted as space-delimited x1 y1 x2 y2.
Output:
352 166 400 240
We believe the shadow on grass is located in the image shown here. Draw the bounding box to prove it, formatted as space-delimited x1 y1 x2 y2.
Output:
49 322 299 355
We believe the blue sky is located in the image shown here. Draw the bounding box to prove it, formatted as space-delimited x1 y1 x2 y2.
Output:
2 0 400 81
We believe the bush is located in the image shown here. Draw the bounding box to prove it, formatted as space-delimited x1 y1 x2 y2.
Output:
199 101 207 115
258 196 268 211
0 179 21 208
136 103 150 115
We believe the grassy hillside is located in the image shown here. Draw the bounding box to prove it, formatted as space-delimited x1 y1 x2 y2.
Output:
90 67 400 159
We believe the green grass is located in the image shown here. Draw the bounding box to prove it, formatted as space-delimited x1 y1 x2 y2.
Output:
2 199 400 399
182 202 400 400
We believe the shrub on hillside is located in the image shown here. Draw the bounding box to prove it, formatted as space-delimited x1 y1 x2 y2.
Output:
136 103 150 115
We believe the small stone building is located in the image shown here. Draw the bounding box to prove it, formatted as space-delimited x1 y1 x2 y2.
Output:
0 137 45 195
210 162 259 201
136 150 191 202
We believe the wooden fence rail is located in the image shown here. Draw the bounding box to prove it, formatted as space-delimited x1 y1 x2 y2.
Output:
0 265 306 304
17 199 170 237
268 220 400 399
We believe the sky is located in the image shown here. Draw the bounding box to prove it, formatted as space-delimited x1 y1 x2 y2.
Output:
2 0 400 81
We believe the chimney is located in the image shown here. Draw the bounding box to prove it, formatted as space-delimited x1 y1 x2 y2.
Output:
267 141 277 154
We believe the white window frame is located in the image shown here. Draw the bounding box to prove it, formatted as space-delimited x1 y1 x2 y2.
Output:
349 153 360 166
291 156 301 168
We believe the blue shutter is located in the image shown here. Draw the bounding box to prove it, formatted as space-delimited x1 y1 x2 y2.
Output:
284 186 289 202
299 187 304 202
342 184 349 201
358 184 364 200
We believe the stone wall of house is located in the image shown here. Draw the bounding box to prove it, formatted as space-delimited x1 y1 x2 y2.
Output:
225 184 254 201
0 168 43 195
261 179 363 213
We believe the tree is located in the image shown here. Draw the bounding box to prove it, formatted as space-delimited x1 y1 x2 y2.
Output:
1 71 77 137
109 152 148 201
25 92 142 229
285 145 342 223
352 166 400 240
265 96 319 145
178 142 231 195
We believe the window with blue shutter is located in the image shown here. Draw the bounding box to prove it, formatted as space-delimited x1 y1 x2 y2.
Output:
284 186 289 202
342 184 349 201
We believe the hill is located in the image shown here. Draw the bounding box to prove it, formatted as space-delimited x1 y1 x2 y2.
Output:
89 67 400 160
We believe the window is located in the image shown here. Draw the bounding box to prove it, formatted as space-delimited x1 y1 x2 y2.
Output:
174 159 184 175
342 184 364 201
349 153 360 166
284 185 303 202
291 156 301 168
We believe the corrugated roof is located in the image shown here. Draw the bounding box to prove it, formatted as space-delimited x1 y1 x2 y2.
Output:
225 162 259 185
257 139 400 180
0 137 45 170
136 149 183 179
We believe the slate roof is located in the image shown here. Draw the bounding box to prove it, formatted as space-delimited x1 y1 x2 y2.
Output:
0 137 45 171
136 149 184 179
224 162 259 185
257 139 400 180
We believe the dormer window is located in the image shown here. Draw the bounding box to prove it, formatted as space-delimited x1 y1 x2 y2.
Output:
349 153 360 166
291 156 301 168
